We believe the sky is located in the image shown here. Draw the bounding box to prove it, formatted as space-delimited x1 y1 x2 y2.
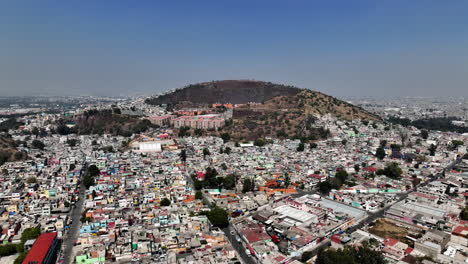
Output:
0 0 467 97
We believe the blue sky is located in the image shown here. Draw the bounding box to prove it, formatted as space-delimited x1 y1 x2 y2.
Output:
0 0 467 97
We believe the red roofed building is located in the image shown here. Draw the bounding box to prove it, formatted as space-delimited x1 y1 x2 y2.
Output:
22 232 59 264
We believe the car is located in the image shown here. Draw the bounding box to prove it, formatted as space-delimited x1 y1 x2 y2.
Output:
230 230 236 235
236 236 241 243
245 249 251 256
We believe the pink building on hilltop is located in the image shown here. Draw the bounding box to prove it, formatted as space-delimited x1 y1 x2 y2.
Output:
172 114 225 130
148 115 175 126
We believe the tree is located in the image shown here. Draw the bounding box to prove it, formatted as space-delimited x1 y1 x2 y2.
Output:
451 140 464 150
203 148 210 158
242 178 252 193
160 198 171 207
390 144 401 151
421 129 429 139
376 147 386 160
335 169 348 183
195 191 203 200
316 245 386 264
87 165 100 177
310 143 318 149
283 172 291 188
26 177 37 184
297 142 305 152
254 138 266 146
207 207 229 228
220 133 230 143
354 164 360 173
429 144 437 156
67 139 78 147
194 128 203 136
224 147 231 154
31 139 45 150
382 162 402 179
20 227 41 244
460 206 468 221
180 149 187 163
222 174 236 189
341 139 347 145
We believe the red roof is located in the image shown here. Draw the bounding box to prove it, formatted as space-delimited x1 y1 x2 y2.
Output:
22 232 57 264
383 238 399 247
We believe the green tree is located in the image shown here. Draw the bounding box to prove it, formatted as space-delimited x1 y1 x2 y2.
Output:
421 129 429 139
460 206 468 221
376 147 386 160
451 140 464 150
207 207 229 228
220 133 230 143
382 162 402 179
297 142 305 152
31 139 45 150
310 143 318 149
223 174 236 190
26 177 37 184
20 227 41 244
335 169 348 183
160 198 171 206
203 148 210 158
224 147 231 154
194 128 203 136
254 138 266 146
354 164 360 173
342 139 347 145
195 191 203 200
67 139 79 147
180 149 187 163
242 178 252 193
429 144 437 156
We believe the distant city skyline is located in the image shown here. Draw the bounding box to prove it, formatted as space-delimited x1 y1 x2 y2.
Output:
1 1 467 97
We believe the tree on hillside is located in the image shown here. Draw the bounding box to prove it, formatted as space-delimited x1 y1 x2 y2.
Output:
203 148 210 159
180 149 187 163
31 140 45 150
220 133 230 143
310 143 317 149
297 142 305 152
254 138 266 147
429 144 437 156
376 147 386 160
421 129 429 139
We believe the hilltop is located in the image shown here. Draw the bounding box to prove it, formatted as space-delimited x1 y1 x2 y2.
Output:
145 80 381 140
145 80 301 106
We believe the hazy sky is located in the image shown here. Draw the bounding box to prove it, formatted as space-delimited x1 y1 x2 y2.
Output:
1 1 467 97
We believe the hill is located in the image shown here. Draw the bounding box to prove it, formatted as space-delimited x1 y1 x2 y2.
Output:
56 109 156 137
145 80 381 140
0 136 26 166
145 80 301 106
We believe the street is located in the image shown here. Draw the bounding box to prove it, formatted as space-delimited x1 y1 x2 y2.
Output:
60 164 87 264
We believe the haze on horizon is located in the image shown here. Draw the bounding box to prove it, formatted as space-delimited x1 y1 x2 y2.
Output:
1 1 467 98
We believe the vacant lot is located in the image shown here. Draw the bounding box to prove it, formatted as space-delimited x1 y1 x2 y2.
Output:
368 218 409 241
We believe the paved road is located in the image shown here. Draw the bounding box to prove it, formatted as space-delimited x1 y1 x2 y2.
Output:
61 164 87 264
222 227 256 264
